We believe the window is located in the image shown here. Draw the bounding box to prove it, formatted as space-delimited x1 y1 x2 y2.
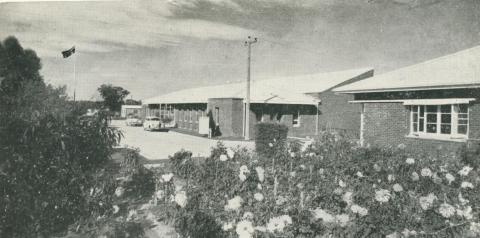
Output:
410 104 469 139
292 109 300 127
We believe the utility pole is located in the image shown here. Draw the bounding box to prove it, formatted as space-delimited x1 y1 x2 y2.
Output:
244 36 257 141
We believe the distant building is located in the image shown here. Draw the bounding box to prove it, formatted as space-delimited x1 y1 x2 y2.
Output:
142 68 373 139
335 46 480 152
121 105 142 118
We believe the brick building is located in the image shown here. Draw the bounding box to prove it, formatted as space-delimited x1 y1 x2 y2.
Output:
142 68 373 139
334 46 480 152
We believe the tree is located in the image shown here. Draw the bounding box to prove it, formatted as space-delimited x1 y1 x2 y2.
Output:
98 84 130 112
0 36 122 237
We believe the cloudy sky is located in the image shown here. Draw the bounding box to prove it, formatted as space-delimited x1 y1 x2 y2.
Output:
0 0 479 100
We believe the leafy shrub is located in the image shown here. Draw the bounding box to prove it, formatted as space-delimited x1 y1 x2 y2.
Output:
0 36 124 238
119 148 156 199
255 122 288 158
154 131 480 238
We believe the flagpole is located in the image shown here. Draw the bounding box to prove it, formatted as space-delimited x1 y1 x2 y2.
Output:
73 49 77 102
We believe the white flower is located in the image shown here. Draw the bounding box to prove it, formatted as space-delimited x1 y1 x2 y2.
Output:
339 180 347 188
386 232 399 238
318 168 325 175
222 222 234 231
445 173 455 184
432 173 443 184
342 192 353 205
225 196 243 211
127 209 137 221
161 173 174 182
402 229 417 237
290 152 295 157
421 168 432 177
300 164 306 170
289 171 296 177
398 143 406 149
350 204 368 217
470 222 480 234
411 172 420 181
356 171 364 178
257 183 262 190
115 187 125 197
388 174 395 182
375 189 391 203
174 191 187 208
226 148 235 158
393 183 403 192
311 208 335 223
308 152 315 157
461 181 474 189
236 220 254 238
373 164 381 172
457 206 473 220
458 166 473 176
112 205 120 214
405 158 415 164
155 190 165 200
419 193 436 210
254 193 264 202
268 143 273 147
438 203 455 218
239 165 250 181
255 167 265 182
219 154 228 161
335 214 350 227
266 215 292 233
459 192 469 205
243 212 254 220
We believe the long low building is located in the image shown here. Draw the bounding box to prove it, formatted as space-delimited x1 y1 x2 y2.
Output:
334 45 480 152
142 68 373 139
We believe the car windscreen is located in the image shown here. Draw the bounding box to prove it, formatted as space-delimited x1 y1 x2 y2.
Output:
150 118 160 121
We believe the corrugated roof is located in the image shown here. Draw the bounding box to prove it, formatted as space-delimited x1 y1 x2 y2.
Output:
334 45 480 93
143 68 373 105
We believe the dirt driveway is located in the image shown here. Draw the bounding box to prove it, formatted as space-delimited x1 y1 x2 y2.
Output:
112 120 254 160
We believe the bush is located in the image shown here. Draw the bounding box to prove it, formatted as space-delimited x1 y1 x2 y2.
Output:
0 36 124 237
255 122 288 158
154 131 480 238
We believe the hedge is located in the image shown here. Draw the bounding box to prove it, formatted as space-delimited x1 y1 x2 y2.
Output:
255 122 288 158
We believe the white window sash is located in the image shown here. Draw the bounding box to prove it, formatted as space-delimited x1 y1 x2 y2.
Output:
410 104 468 139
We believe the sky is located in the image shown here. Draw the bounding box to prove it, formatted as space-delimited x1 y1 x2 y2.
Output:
0 0 479 100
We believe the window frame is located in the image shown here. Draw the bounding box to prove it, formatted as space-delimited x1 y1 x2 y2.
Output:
409 104 469 140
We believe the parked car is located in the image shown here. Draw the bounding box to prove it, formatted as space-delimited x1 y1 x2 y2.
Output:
143 116 162 131
125 116 142 126
161 117 176 128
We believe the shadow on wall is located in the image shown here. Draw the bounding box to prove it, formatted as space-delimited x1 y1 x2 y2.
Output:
207 110 222 137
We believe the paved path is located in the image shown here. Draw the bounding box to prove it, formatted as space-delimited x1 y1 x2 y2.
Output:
112 120 254 160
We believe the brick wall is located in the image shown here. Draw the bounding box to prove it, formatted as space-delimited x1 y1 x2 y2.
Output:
316 91 360 137
363 102 480 153
208 98 243 137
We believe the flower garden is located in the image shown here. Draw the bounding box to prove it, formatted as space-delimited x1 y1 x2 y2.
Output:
143 130 480 238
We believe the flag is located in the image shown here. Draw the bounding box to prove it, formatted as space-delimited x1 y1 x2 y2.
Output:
62 46 75 58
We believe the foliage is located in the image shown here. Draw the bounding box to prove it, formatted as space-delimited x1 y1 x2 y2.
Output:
255 122 288 158
0 36 125 238
155 134 480 238
125 99 142 105
98 84 130 112
119 148 156 199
